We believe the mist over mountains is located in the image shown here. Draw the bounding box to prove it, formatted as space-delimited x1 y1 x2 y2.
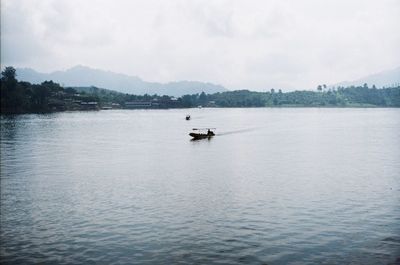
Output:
333 67 400 88
16 65 227 97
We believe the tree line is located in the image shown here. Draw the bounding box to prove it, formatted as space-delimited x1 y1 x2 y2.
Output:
1 66 399 114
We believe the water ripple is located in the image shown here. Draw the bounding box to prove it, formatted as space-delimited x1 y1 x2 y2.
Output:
1 109 400 264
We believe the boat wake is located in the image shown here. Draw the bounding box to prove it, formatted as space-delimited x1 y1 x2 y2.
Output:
217 127 261 136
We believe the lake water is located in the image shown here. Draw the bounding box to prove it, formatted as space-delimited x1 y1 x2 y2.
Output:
1 108 399 264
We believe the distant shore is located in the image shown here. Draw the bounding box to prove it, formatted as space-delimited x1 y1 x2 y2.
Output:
2 66 399 114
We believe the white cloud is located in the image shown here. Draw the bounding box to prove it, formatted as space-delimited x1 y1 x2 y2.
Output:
1 0 399 90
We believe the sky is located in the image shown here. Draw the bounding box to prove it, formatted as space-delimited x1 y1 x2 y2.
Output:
1 0 400 91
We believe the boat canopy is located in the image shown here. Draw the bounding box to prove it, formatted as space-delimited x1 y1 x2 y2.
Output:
192 128 216 130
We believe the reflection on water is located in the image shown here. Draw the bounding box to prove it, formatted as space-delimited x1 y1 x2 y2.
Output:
1 108 400 265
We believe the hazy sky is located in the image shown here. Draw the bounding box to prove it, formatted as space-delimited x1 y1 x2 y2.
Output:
1 0 399 90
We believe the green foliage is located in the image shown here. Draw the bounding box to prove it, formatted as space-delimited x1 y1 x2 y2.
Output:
181 86 400 108
1 67 100 113
1 67 17 83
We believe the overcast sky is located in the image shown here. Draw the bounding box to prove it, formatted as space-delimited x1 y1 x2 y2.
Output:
1 0 399 90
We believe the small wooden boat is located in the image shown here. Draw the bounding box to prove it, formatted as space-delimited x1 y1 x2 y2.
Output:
189 128 215 139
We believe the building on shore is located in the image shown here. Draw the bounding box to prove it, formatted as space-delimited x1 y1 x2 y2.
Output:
124 101 153 108
80 101 99 110
124 97 181 109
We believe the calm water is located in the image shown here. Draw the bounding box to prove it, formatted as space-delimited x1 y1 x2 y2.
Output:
1 108 399 265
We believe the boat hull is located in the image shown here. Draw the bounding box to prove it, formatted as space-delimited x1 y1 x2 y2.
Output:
189 132 214 139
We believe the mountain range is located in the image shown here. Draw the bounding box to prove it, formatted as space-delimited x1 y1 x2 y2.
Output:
333 67 400 88
16 65 227 97
15 65 400 95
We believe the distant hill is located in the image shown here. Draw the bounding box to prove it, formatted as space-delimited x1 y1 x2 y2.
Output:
71 86 125 96
16 65 227 96
334 67 400 88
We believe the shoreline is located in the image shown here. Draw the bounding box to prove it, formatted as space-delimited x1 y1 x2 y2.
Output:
1 105 399 115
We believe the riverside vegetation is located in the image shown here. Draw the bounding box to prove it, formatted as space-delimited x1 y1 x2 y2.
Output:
1 66 399 114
